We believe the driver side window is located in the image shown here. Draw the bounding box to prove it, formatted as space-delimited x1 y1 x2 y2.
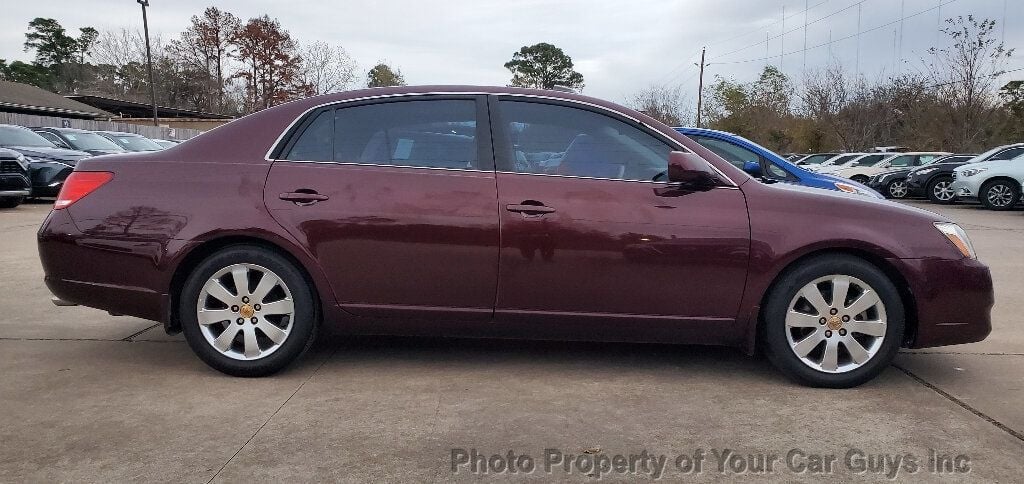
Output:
498 100 672 182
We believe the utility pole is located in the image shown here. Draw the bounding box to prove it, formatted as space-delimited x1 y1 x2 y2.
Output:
138 0 158 126
802 0 808 71
856 3 862 74
897 0 905 75
781 5 785 71
696 46 706 128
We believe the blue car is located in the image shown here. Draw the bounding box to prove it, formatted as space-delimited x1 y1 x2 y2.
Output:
674 127 882 198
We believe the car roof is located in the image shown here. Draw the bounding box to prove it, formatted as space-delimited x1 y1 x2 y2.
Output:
95 131 146 137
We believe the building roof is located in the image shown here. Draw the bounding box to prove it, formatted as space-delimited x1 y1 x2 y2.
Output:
65 94 233 120
0 81 113 118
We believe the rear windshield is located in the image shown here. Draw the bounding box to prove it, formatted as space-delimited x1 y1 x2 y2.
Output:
109 134 162 151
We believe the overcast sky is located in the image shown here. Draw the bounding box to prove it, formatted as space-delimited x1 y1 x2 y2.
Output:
1 0 1020 107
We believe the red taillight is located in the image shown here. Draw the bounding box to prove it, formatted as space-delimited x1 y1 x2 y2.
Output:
54 171 113 209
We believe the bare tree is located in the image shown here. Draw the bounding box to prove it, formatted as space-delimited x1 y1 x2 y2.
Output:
167 7 240 112
628 85 691 126
925 15 1014 150
299 41 357 95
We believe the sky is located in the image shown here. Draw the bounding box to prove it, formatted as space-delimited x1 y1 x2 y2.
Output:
1 0 1021 109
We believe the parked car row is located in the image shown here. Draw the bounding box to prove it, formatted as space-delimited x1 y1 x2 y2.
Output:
0 124 183 208
788 144 1024 210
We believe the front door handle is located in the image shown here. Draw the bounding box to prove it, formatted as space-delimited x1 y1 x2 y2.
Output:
506 203 556 215
279 190 329 205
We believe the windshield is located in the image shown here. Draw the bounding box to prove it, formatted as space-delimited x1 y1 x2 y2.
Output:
107 134 162 151
64 132 125 151
0 126 57 148
801 154 835 165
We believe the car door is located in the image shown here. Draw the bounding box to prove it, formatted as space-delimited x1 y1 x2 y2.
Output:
264 96 499 321
491 97 750 329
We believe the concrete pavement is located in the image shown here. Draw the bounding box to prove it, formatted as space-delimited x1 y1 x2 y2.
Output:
1 199 1021 482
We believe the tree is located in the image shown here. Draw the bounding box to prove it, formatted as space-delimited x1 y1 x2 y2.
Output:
366 62 405 88
504 43 584 90
230 15 306 112
300 41 357 95
0 59 50 87
167 7 240 112
23 18 79 67
628 85 690 126
926 15 1014 150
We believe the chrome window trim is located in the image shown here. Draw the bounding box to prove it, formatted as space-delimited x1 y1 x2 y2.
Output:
276 159 493 175
265 91 738 187
495 170 741 189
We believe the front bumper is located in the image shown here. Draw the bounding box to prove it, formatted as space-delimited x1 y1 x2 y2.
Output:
895 257 994 348
904 176 930 197
950 175 982 201
29 161 74 197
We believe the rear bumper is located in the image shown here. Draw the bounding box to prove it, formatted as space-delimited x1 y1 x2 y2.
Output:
896 257 993 348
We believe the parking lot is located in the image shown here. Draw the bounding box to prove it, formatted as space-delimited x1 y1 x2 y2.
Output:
1 199 1022 481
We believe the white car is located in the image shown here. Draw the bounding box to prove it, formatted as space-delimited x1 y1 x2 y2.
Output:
833 152 951 184
807 153 867 173
815 153 888 174
951 152 1024 210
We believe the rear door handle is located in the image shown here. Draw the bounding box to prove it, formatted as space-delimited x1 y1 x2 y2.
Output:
506 203 556 215
279 191 329 205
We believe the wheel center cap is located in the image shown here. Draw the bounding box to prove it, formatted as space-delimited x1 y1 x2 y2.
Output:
239 303 255 318
827 315 843 331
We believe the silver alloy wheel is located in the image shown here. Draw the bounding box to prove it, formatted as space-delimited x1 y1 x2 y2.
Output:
888 180 908 198
196 263 294 361
785 275 887 374
932 180 954 201
987 184 1014 207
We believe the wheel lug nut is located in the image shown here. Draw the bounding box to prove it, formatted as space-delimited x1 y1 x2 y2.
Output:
231 305 239 312
842 315 850 322
839 329 847 336
254 304 261 311
829 308 838 315
825 330 833 338
819 317 826 325
236 318 244 325
242 296 250 303
250 317 258 324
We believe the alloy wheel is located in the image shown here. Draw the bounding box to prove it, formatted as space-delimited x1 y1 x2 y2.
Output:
932 180 954 201
887 180 908 198
196 263 294 361
987 184 1014 207
785 275 887 374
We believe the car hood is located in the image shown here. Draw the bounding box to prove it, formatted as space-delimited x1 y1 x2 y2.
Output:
874 167 913 177
805 172 884 198
955 158 1018 172
2 145 91 162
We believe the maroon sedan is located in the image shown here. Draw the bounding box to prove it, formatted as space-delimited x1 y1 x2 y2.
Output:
37 86 992 387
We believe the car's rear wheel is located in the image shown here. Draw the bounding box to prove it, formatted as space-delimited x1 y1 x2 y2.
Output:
180 245 317 376
926 176 956 204
763 255 904 388
979 179 1020 211
885 179 908 199
850 175 870 184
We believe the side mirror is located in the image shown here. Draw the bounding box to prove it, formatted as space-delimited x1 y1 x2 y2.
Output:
668 151 720 185
742 160 762 177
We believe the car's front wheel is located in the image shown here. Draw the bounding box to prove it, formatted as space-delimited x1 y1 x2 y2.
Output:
885 179 908 199
180 245 318 376
926 176 956 204
763 255 904 388
979 179 1020 211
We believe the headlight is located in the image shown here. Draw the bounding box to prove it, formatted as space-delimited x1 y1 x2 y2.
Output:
915 168 937 176
934 222 976 259
834 182 879 197
960 167 988 177
14 154 30 170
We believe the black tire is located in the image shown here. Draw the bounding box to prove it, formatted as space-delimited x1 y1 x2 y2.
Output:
850 175 870 184
926 176 957 204
0 197 23 208
979 179 1020 211
179 245 318 377
762 255 905 388
885 179 908 199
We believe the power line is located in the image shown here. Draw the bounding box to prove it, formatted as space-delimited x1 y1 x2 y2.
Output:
711 0 870 61
710 0 958 66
